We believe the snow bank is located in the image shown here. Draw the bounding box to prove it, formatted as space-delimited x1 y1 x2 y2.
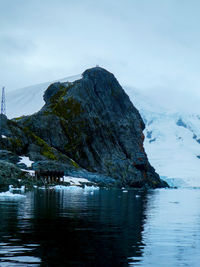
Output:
19 156 34 168
63 176 91 185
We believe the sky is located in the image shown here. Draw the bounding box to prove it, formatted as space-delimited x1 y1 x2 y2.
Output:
1 0 200 103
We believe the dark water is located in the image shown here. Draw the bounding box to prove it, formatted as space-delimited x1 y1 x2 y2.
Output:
0 187 200 266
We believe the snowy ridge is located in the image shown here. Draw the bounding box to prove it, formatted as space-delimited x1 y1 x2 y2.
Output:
6 76 200 187
7 74 82 118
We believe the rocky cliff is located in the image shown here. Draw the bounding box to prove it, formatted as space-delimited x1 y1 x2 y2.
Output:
0 67 167 188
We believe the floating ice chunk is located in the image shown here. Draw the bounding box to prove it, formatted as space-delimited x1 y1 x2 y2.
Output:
20 186 25 192
53 185 99 193
9 185 14 191
84 185 99 191
1 135 7 139
83 185 99 195
54 185 83 191
38 186 46 190
9 185 25 192
0 191 26 199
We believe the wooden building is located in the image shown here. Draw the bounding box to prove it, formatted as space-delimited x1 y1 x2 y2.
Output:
35 170 65 183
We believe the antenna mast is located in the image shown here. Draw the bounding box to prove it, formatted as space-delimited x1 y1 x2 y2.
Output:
1 87 6 115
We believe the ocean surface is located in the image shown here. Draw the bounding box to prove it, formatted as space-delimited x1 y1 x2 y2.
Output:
0 186 200 266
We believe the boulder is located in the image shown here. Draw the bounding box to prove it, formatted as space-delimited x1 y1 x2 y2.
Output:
0 160 25 190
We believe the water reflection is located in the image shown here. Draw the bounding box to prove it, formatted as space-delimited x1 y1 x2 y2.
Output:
2 187 200 266
0 188 147 266
0 195 41 266
130 188 200 267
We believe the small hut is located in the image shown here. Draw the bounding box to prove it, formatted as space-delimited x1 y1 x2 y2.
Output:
32 161 66 184
35 170 64 183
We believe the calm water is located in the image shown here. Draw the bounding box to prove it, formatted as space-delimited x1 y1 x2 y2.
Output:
0 187 200 266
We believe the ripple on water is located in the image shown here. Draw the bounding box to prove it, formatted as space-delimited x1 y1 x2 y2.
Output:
0 188 200 266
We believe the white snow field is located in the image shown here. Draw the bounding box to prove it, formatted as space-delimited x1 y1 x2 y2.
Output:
125 86 200 187
63 176 92 185
6 75 200 187
6 74 82 118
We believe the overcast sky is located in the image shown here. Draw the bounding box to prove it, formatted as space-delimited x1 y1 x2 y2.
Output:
1 0 200 101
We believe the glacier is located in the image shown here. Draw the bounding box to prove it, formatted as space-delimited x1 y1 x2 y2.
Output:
125 86 200 187
6 76 200 187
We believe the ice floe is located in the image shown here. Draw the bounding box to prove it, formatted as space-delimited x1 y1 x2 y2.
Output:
9 185 25 192
53 185 99 192
0 191 26 199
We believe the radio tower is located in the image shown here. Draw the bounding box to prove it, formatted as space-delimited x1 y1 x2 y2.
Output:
1 87 6 115
0 87 6 141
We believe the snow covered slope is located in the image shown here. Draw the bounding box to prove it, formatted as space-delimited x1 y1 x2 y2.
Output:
6 75 200 187
6 74 82 118
125 87 200 187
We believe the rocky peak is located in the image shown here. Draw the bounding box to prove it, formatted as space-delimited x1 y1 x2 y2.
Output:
43 82 62 105
82 67 116 87
0 67 168 188
20 67 167 187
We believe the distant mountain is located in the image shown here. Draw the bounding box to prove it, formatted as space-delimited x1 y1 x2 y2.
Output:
6 72 200 187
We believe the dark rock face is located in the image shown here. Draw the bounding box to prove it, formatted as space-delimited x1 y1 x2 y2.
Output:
16 67 167 188
176 118 187 128
0 160 44 191
0 160 24 190
0 160 23 179
0 150 20 164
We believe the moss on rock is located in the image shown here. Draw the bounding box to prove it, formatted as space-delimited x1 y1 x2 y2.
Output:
23 127 57 160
